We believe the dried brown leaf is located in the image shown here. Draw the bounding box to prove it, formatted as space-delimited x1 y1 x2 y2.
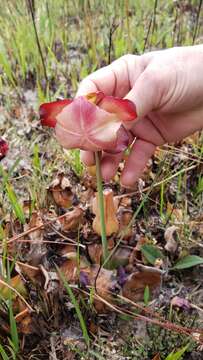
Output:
25 211 46 265
0 275 27 300
93 189 119 237
117 207 133 241
49 173 74 208
87 240 114 264
164 225 179 253
15 307 33 334
15 262 42 284
122 264 161 301
81 265 118 313
129 237 148 265
60 252 89 283
59 206 84 232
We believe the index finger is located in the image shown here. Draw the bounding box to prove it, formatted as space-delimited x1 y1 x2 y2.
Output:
76 55 135 98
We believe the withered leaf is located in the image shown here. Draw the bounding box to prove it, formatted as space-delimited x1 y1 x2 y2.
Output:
117 207 133 241
129 237 148 265
0 275 27 300
60 252 89 283
87 240 114 265
15 262 42 284
122 265 162 301
164 225 179 253
15 307 33 334
84 265 119 313
49 173 74 208
25 211 46 265
59 206 84 231
93 189 119 237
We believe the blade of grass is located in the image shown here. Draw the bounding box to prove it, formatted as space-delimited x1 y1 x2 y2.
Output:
0 343 10 360
8 299 19 354
5 184 25 224
57 266 90 347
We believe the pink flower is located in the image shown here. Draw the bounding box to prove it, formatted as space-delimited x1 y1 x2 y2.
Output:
39 92 137 153
0 138 9 160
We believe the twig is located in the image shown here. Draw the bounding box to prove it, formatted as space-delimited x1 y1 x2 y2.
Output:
115 163 198 200
82 289 203 343
5 212 73 245
192 0 203 44
26 0 48 85
151 0 158 46
108 19 119 64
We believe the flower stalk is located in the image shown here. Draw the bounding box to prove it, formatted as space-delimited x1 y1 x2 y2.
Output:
95 151 109 264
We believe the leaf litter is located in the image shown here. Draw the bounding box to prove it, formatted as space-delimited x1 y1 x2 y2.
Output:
1 89 203 359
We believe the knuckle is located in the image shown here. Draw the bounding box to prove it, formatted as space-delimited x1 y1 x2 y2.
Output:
121 54 137 63
142 67 161 88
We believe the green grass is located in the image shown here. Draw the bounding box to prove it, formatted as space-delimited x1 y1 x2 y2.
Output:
57 267 90 347
0 0 202 97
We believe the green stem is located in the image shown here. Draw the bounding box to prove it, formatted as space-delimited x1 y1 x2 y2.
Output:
95 151 109 263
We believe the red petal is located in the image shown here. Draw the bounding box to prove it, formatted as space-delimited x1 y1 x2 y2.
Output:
98 96 137 122
0 138 9 160
106 126 130 154
39 99 72 128
55 96 124 152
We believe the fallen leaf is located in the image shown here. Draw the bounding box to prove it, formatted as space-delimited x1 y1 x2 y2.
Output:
59 206 84 231
15 262 42 284
0 275 27 300
61 326 84 347
58 244 76 256
25 211 46 265
164 225 179 253
82 172 97 190
15 307 33 334
117 207 133 241
83 265 119 313
93 188 119 237
88 243 103 264
87 240 114 264
110 247 131 268
129 237 148 264
122 264 162 301
49 173 74 208
60 252 89 283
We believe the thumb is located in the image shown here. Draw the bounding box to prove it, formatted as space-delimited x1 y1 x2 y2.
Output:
125 68 161 119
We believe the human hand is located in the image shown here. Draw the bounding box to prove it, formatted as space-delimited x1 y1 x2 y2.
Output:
77 45 203 188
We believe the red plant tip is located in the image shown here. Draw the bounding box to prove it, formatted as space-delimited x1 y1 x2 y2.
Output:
39 99 72 128
39 92 137 153
0 138 9 160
